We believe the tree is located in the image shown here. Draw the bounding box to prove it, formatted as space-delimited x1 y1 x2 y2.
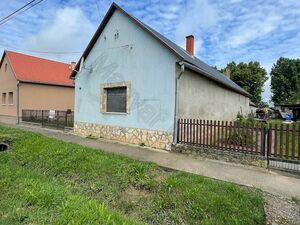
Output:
220 61 268 105
270 57 300 104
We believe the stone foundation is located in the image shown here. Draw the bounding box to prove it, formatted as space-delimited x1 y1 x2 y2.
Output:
172 144 267 168
74 122 173 150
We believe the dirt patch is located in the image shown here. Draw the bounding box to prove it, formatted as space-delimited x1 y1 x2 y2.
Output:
121 185 152 202
264 192 300 225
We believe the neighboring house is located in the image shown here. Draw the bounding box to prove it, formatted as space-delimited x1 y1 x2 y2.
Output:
70 3 250 150
0 50 74 124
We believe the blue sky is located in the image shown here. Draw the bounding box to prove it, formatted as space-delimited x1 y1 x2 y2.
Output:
1 0 300 102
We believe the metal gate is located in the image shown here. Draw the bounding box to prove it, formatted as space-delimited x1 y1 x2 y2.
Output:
22 109 74 129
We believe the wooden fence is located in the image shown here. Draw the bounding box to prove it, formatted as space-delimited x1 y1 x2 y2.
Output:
177 119 300 162
267 123 300 161
22 109 74 129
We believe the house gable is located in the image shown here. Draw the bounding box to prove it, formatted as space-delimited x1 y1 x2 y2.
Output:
0 54 18 117
71 3 248 97
74 9 178 132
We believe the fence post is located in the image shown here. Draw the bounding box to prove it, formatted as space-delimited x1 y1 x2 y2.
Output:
176 119 180 143
41 110 44 127
65 112 68 129
261 125 267 157
56 111 59 129
268 124 272 158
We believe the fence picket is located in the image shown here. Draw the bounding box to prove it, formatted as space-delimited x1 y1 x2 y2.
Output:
213 121 216 147
268 124 273 157
274 124 277 158
292 124 296 160
228 121 232 151
280 124 283 158
225 121 228 150
286 124 290 159
206 120 209 147
210 120 213 146
298 124 300 161
255 123 259 154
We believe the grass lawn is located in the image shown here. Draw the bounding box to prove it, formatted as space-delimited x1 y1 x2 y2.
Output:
0 126 265 225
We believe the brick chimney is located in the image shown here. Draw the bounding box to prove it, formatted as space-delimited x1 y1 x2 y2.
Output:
70 61 76 71
186 35 194 55
225 67 231 79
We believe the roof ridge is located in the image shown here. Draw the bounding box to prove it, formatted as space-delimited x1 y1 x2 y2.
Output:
5 50 71 65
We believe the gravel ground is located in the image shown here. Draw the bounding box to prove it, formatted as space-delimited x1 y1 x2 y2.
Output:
264 192 300 225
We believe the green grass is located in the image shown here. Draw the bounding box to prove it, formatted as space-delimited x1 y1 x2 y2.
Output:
0 126 265 225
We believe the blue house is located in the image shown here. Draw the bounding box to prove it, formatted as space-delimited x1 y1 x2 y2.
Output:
70 3 250 150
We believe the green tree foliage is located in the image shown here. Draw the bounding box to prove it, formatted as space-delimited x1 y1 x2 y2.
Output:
220 62 268 105
270 57 300 104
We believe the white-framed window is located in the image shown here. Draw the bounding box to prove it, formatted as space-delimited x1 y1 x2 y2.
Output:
2 93 6 105
8 92 13 105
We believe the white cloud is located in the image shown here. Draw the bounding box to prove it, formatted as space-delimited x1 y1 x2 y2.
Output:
24 7 95 62
227 15 282 48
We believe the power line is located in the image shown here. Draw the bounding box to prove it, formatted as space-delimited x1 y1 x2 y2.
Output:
0 0 36 24
0 44 82 55
0 0 45 26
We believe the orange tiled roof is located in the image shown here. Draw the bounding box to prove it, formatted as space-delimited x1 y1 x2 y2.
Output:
3 50 74 87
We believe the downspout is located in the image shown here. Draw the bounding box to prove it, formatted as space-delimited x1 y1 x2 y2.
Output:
173 61 185 144
16 81 20 124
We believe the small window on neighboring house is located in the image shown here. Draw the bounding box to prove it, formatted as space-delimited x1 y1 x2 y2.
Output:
8 92 13 105
2 93 6 105
106 87 127 113
4 63 7 72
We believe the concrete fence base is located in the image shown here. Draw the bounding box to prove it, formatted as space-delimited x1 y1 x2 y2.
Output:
172 144 267 168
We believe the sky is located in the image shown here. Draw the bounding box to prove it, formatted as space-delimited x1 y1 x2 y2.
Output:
1 0 300 103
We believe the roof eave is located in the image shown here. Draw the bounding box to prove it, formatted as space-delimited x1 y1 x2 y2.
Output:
19 80 74 88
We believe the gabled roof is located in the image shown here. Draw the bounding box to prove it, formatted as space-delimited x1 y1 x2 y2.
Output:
1 50 74 87
70 2 249 96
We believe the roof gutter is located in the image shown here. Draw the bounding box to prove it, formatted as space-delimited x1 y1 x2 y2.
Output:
181 61 250 97
173 61 185 144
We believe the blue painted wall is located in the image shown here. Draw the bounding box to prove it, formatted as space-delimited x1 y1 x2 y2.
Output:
74 10 178 132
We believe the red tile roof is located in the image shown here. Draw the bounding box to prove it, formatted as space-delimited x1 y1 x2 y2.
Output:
3 50 74 87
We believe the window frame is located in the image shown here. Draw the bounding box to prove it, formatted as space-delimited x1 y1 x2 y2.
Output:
2 93 6 105
100 81 131 115
8 92 13 105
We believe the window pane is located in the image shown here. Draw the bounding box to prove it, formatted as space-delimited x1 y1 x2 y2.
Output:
8 92 13 105
2 93 6 105
106 87 126 113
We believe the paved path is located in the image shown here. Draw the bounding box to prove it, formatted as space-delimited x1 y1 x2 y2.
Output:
2 123 300 199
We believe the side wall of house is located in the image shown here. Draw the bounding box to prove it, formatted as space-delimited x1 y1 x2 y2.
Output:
0 55 17 123
19 83 74 116
74 10 178 149
178 68 250 121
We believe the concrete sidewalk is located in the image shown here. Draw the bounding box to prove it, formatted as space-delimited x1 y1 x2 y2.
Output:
3 123 300 199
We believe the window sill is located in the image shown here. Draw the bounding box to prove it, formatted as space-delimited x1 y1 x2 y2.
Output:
7 104 14 106
102 112 128 115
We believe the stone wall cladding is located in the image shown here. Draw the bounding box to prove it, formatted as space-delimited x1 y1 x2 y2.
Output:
74 122 173 150
172 144 267 168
